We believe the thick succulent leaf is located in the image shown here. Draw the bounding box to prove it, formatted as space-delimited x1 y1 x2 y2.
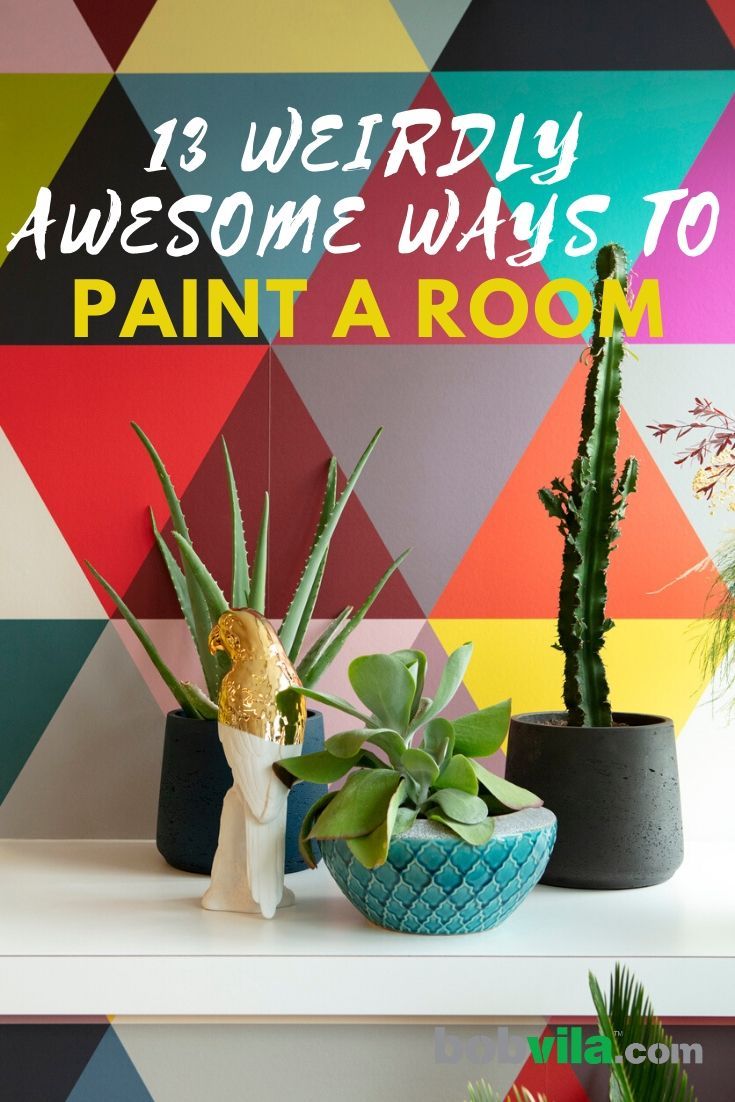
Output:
149 508 197 642
452 700 511 758
308 769 402 840
274 749 364 785
325 728 405 765
85 562 197 717
393 806 417 837
428 787 488 825
278 428 383 656
171 534 230 692
420 716 454 769
221 438 249 607
249 491 269 614
428 811 494 846
278 685 372 727
172 533 228 621
296 607 352 687
471 760 542 812
131 422 191 541
408 642 473 734
298 791 336 869
300 549 410 687
400 746 440 790
348 652 415 734
179 681 218 720
391 647 427 718
284 458 337 664
346 779 406 868
434 754 478 796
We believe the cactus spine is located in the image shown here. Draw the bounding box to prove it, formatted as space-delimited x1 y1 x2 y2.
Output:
539 244 638 727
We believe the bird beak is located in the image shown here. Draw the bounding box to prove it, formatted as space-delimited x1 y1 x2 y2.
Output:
208 623 223 654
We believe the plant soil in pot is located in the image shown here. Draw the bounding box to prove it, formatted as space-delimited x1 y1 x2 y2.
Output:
505 713 683 890
156 709 326 875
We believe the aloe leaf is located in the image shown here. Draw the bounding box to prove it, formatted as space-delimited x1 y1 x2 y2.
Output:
131 422 191 542
299 549 410 688
408 642 473 735
249 491 269 614
221 438 249 607
86 562 197 717
278 428 383 656
285 458 337 664
149 508 196 642
179 681 218 720
295 607 352 686
171 534 230 692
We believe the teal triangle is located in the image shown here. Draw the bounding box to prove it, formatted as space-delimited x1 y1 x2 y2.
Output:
65 1029 154 1102
0 620 105 803
435 71 734 296
119 74 425 340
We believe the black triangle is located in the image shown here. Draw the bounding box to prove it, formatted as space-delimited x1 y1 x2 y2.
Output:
434 0 734 70
0 1022 109 1102
0 78 267 344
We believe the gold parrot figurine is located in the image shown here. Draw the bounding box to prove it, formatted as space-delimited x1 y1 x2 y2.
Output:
202 609 305 919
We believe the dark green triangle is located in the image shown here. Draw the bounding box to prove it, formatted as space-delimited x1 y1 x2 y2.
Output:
0 620 105 802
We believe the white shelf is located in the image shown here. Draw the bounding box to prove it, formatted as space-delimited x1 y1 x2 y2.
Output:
1 833 733 1018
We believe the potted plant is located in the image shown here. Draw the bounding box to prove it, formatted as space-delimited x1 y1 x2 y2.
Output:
504 244 684 890
87 424 408 875
275 644 556 934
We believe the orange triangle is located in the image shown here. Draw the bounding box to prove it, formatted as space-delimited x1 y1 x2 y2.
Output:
433 357 721 618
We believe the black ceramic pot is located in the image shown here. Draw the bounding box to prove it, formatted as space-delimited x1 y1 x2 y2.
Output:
505 712 684 890
156 709 326 875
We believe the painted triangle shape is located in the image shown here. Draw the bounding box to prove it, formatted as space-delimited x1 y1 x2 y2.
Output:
112 618 200 715
0 1023 109 1102
434 0 735 68
65 1028 155 1102
634 95 735 343
390 0 472 68
0 624 163 837
707 0 735 44
0 77 268 343
433 357 722 618
0 429 104 618
1 343 265 614
435 71 734 294
510 1024 593 1101
2 1 111 72
279 343 575 612
0 74 110 274
120 72 425 340
290 76 573 344
73 0 158 70
0 619 105 803
119 0 426 72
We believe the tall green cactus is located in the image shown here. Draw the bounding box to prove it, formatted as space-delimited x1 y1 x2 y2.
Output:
539 244 638 727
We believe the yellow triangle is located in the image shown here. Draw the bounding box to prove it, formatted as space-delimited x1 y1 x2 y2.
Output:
431 619 707 736
0 74 110 272
120 0 427 72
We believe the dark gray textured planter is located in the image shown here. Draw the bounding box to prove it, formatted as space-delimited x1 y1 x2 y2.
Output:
156 709 326 875
505 712 684 890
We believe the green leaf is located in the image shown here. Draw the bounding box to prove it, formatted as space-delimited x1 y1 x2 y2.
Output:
400 746 440 790
85 562 198 718
274 750 363 785
420 716 454 769
179 681 218 720
434 754 478 795
221 438 249 607
149 508 197 643
249 491 269 614
428 812 494 846
308 769 402 840
298 791 336 869
284 458 338 665
346 779 406 868
325 728 404 765
172 533 228 622
278 685 372 727
348 652 415 734
296 607 352 687
408 642 473 734
470 760 542 813
393 806 417 837
391 647 427 718
428 788 488 824
131 422 191 542
299 549 410 687
452 700 511 758
278 428 383 656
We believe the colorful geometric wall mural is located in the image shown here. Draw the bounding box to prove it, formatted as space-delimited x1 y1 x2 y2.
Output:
1 0 733 841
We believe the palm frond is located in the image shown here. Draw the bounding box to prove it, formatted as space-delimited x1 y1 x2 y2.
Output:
589 965 697 1102
465 1082 548 1102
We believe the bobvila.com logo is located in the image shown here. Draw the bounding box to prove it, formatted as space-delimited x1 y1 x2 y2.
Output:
435 1026 703 1067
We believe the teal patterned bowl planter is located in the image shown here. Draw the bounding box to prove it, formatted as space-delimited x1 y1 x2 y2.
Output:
320 808 556 935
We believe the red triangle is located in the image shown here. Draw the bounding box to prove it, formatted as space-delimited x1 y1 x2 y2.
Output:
707 1 735 44
126 350 422 619
289 76 577 345
1 344 266 614
73 0 157 69
511 1027 593 1100
433 356 721 618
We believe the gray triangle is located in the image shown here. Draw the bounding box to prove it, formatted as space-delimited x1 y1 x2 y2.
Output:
279 344 575 613
391 0 472 67
0 624 163 837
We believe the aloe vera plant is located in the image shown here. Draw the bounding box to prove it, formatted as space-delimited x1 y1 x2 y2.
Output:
539 244 638 727
87 425 408 720
275 644 541 869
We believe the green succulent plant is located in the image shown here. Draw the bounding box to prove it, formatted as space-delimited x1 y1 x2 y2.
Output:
539 243 638 727
86 424 408 720
274 644 542 869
